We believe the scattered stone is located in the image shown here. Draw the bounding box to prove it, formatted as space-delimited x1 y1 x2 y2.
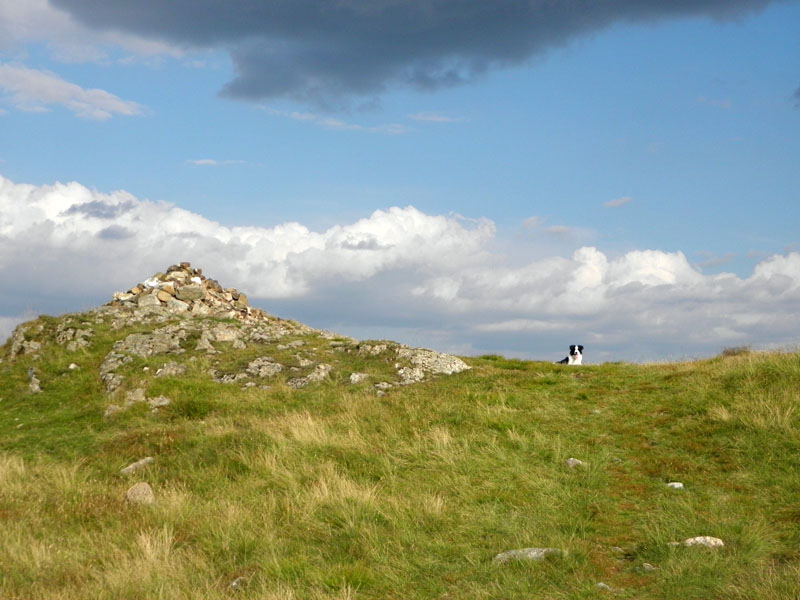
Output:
22 340 42 355
214 372 250 385
246 357 283 378
68 363 79 370
137 292 161 307
166 297 190 313
349 372 368 384
296 355 313 367
124 388 146 406
682 536 724 548
359 343 388 356
156 362 187 377
120 457 154 475
27 368 41 393
114 325 187 358
287 363 332 388
147 396 171 409
493 547 566 564
206 324 242 342
667 482 684 489
396 346 471 375
125 482 155 505
104 404 123 418
231 576 246 591
641 563 657 572
595 583 613 592
175 284 205 301
397 366 425 385
196 334 217 354
565 458 587 469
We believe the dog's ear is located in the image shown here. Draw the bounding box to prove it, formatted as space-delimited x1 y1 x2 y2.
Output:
578 345 584 352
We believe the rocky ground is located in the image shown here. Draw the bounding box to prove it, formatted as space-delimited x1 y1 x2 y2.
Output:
5 262 471 417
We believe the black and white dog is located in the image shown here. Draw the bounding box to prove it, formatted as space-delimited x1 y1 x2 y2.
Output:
557 344 584 365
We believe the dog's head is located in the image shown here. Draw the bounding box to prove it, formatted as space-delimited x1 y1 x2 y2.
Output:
569 344 584 358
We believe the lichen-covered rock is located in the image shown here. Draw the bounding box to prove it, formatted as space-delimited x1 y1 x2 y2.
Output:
246 357 283 378
125 482 155 505
156 362 187 377
397 366 425 385
288 363 332 388
175 284 205 301
395 346 471 375
113 325 188 357
349 372 368 384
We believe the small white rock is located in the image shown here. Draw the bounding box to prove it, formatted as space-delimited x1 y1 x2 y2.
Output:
565 457 586 468
683 536 724 548
231 576 246 590
493 547 566 563
667 482 684 489
595 582 613 592
349 372 368 384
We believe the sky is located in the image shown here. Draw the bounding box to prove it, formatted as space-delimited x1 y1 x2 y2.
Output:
1 0 799 363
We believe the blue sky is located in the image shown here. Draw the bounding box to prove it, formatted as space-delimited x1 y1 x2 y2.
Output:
1 0 799 362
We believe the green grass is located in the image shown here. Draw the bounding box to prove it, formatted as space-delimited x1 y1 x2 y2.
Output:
1 317 799 599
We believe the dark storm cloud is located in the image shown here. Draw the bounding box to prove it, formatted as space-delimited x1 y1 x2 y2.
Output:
52 0 779 106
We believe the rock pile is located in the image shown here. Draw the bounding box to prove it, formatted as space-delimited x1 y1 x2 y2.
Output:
5 262 473 416
109 262 266 322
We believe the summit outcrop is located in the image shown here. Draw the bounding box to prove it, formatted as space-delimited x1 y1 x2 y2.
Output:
3 262 471 415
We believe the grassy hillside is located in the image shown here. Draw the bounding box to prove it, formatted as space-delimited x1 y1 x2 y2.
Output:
1 313 799 599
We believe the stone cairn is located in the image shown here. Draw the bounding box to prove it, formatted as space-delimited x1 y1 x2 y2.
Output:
110 262 266 322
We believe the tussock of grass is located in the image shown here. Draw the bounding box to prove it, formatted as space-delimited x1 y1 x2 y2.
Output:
2 322 800 598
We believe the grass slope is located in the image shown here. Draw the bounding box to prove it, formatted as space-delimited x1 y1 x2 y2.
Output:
1 317 799 599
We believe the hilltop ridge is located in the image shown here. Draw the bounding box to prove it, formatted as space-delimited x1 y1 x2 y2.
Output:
4 262 470 417
1 279 799 598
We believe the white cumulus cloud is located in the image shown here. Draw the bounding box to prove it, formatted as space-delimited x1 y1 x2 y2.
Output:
1 174 799 362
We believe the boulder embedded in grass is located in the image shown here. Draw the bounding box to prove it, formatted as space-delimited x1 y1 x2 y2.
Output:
125 482 155 505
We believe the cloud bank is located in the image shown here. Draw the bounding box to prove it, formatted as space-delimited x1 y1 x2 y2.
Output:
47 0 780 107
2 174 799 361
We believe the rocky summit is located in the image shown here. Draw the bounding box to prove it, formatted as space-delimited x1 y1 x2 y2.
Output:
4 262 470 416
